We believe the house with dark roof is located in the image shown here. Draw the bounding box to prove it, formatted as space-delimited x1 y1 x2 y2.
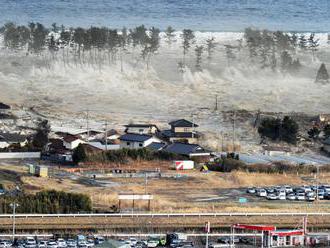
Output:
119 133 162 149
124 124 159 135
0 132 27 149
0 103 10 114
163 142 211 162
146 142 167 151
161 119 199 144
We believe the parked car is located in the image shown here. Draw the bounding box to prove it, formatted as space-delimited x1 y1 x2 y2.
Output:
38 241 48 248
257 189 267 197
306 192 316 201
47 240 58 248
267 194 277 200
57 239 67 248
247 188 256 194
287 193 296 200
67 239 77 248
296 193 305 201
94 237 105 245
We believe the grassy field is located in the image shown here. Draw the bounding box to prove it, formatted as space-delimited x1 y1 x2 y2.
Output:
1 160 330 213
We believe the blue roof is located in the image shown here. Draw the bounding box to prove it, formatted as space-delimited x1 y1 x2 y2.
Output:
164 142 210 156
119 133 153 142
146 142 166 151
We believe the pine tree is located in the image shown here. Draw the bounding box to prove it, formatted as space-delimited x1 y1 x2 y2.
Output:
164 26 176 46
315 63 330 84
206 37 216 62
181 29 195 64
194 45 204 71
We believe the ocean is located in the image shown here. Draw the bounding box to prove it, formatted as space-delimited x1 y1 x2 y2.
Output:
0 0 329 32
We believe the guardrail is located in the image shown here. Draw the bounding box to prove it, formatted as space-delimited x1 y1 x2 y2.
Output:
0 212 330 218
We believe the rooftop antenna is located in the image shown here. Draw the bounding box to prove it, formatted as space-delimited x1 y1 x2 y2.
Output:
192 113 195 139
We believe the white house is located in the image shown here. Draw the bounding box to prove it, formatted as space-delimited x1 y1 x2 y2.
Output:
88 140 120 151
119 133 163 149
63 135 85 150
124 124 159 135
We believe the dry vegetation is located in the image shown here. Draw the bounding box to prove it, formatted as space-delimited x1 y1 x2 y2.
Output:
1 161 330 213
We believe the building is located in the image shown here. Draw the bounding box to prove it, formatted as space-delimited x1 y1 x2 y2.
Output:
0 102 10 114
161 119 199 144
124 124 159 135
317 114 330 126
163 142 211 162
263 145 292 156
119 133 162 149
323 137 330 153
88 139 120 151
0 132 27 149
146 142 167 151
63 135 85 150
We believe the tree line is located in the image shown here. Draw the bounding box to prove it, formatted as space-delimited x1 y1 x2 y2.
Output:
0 22 329 81
0 190 92 214
73 146 184 163
258 116 299 144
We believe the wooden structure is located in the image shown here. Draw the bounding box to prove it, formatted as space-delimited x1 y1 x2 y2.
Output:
118 194 153 211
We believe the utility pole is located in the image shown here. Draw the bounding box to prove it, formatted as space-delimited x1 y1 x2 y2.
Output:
86 109 90 141
104 120 108 151
214 95 218 111
144 173 148 194
205 222 210 248
232 111 236 153
10 202 19 241
192 114 195 139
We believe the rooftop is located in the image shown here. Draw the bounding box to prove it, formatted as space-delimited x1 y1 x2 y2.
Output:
169 119 199 128
119 133 153 142
0 132 26 143
164 142 210 156
162 130 200 138
146 142 166 151
63 135 82 143
0 103 10 110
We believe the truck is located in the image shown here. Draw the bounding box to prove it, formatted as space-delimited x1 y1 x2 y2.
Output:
171 161 194 170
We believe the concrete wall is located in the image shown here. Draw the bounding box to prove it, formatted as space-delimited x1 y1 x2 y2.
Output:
0 152 41 159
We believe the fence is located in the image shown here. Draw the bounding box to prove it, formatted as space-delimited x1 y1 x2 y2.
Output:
0 152 40 159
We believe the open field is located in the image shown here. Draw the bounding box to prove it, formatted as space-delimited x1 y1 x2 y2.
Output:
0 160 329 213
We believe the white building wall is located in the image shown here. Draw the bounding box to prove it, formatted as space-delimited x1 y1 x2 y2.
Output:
63 139 85 150
0 142 10 149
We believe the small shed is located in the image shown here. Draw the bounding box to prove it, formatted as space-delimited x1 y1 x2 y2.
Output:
35 166 48 177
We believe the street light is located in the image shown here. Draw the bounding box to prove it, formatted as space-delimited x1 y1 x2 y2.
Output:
9 202 19 241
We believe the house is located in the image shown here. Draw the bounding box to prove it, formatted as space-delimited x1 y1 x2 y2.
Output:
45 138 73 162
63 135 85 150
88 139 120 151
161 119 199 144
146 142 167 151
124 124 159 135
263 145 292 156
323 137 330 153
119 133 162 149
0 132 27 149
94 129 120 141
0 103 10 114
317 114 330 126
163 142 211 162
52 126 103 141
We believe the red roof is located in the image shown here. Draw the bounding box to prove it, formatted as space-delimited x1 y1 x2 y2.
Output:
270 230 304 237
233 224 276 231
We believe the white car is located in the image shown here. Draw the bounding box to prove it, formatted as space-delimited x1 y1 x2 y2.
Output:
47 241 58 248
287 194 296 200
86 239 94 247
57 239 67 248
38 241 48 248
129 238 137 246
67 239 77 248
147 239 159 248
257 189 267 197
277 194 286 200
296 193 305 201
267 194 277 200
25 238 37 248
